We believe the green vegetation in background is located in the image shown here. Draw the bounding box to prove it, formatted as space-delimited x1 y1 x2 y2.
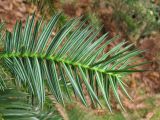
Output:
107 0 160 43
66 103 125 120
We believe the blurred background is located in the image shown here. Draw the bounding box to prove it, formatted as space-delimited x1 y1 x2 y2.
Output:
0 0 160 119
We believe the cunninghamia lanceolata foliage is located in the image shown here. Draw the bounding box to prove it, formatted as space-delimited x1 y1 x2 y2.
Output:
0 13 146 111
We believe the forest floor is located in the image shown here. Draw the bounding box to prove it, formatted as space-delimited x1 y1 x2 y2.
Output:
0 0 160 120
